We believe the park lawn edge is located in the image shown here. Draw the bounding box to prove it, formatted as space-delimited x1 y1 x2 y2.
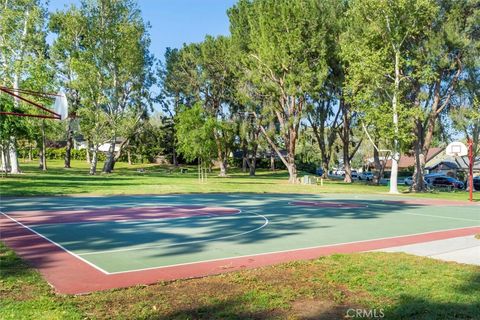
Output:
1 241 479 319
0 160 477 202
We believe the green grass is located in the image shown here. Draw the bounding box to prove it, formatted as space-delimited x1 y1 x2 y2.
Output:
0 159 477 201
1 243 478 319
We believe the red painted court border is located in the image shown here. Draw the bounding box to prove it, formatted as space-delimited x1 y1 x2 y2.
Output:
1 212 478 295
6 206 240 225
382 199 480 206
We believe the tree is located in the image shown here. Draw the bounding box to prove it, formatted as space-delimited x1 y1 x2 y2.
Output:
342 0 436 193
228 0 330 183
0 0 49 174
451 64 480 159
51 0 154 174
410 0 479 191
162 36 237 176
49 6 86 168
175 103 218 178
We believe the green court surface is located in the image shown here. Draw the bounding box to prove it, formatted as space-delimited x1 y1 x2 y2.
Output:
1 193 479 274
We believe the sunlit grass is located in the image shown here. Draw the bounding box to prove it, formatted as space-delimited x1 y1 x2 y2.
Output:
1 159 476 201
1 243 478 319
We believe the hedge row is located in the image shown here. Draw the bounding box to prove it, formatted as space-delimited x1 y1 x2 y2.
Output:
18 148 107 161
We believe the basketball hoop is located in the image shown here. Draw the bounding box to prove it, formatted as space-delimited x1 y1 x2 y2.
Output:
445 141 468 157
446 140 474 202
0 86 69 120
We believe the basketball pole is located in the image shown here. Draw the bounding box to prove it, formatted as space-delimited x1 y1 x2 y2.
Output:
468 139 473 202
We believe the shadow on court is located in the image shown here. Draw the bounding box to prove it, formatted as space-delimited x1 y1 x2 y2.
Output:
1 194 440 257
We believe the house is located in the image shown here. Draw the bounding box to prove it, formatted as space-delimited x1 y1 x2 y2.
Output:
76 138 126 153
366 147 443 171
426 155 480 178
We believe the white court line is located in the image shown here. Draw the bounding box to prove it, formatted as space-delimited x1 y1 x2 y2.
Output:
79 210 269 256
104 225 480 275
399 212 479 222
0 210 110 275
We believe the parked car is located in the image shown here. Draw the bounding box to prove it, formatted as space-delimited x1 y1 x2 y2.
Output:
359 172 374 181
427 176 465 190
473 176 480 191
340 170 358 179
351 171 359 180
404 176 432 187
404 176 413 186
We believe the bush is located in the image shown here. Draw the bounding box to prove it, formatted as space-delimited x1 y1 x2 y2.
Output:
19 147 106 162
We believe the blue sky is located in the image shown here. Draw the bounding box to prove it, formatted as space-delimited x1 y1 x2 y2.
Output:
48 0 237 62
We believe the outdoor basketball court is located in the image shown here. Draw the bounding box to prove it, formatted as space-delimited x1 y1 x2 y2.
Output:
1 193 479 294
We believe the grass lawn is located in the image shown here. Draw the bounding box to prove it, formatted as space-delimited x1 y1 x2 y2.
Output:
1 243 479 319
1 159 478 319
0 159 477 201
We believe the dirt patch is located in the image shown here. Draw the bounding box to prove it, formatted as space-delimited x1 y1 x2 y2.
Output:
292 299 351 319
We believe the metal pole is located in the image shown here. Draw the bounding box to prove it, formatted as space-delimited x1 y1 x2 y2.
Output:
468 139 473 202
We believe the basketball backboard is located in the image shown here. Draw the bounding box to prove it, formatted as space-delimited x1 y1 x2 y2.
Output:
445 141 468 157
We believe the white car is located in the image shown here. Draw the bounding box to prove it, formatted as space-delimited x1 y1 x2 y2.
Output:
405 176 432 187
404 176 413 186
359 172 374 181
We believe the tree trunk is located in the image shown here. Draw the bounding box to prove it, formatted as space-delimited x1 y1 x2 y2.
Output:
127 149 132 165
28 144 33 161
242 142 248 173
248 143 258 176
39 120 47 171
172 148 178 166
270 148 275 171
321 160 329 179
64 118 74 168
389 50 401 194
343 145 352 183
8 136 20 174
89 146 99 175
287 126 298 183
287 159 297 183
1 145 9 173
249 157 257 176
214 133 228 177
219 156 227 177
373 143 382 185
102 137 116 173
412 120 426 191
38 145 43 168
86 141 91 164
341 100 352 183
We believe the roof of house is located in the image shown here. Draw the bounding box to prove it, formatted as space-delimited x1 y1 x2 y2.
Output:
383 147 443 169
426 156 480 171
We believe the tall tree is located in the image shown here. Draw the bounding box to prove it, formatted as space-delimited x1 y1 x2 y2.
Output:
228 0 330 183
162 36 237 176
411 0 479 191
80 0 154 173
49 6 85 168
0 0 49 174
342 0 436 193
